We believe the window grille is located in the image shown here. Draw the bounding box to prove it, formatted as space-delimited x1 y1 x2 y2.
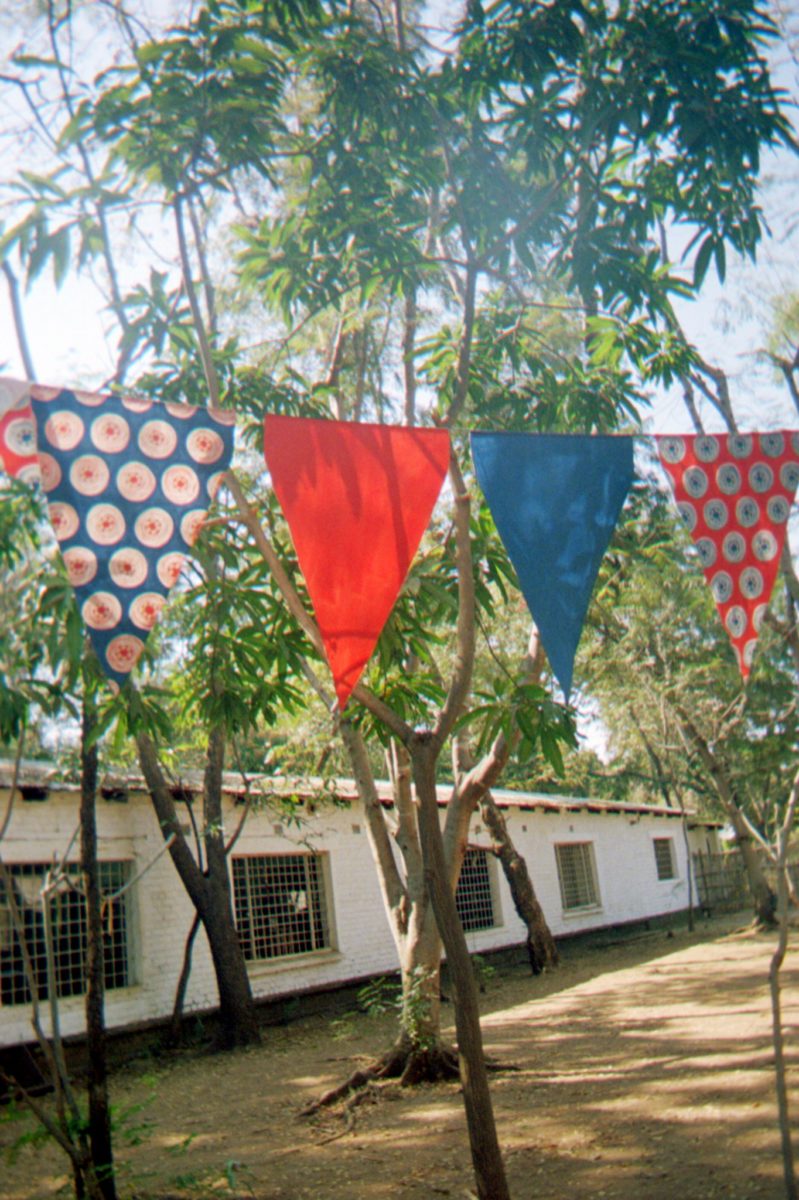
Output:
232 854 331 962
455 849 496 932
0 861 131 1006
555 843 599 910
653 837 676 881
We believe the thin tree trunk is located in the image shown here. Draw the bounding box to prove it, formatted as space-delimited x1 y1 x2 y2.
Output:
769 764 799 1200
167 913 201 1046
135 730 260 1048
79 691 116 1200
412 740 511 1200
730 810 776 925
676 708 776 924
771 862 797 1200
479 792 558 974
678 801 695 933
202 726 261 1049
202 884 260 1048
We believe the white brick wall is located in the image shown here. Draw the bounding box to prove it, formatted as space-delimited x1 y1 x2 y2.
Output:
463 807 712 957
0 785 719 1046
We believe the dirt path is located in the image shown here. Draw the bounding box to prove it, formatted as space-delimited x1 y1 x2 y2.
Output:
2 916 796 1199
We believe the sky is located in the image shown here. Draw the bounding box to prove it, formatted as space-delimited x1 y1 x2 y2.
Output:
2 2 798 768
1 4 797 437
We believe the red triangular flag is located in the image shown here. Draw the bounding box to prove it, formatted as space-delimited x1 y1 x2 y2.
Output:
657 431 799 677
264 415 450 707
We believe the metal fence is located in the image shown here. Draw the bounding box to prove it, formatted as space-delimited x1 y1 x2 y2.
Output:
692 851 799 914
691 851 749 913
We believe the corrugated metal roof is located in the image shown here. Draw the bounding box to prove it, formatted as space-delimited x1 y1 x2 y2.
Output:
0 759 721 827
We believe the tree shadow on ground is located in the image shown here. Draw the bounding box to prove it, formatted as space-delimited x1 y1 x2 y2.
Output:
2 913 792 1200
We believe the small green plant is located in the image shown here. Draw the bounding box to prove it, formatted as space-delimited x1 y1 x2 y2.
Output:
223 1158 256 1195
357 975 401 1017
166 1155 257 1197
401 967 438 1052
112 1079 158 1148
329 1013 356 1040
472 954 496 993
171 1170 202 1190
2 1102 54 1166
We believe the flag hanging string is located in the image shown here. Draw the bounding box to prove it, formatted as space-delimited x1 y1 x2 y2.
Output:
3 375 799 698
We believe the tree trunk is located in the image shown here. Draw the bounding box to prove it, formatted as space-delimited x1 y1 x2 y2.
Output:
166 913 201 1046
730 811 777 926
676 708 776 925
411 739 511 1200
202 726 261 1049
135 730 260 1048
343 721 453 1074
79 693 116 1200
479 792 558 974
397 912 441 1046
203 870 261 1048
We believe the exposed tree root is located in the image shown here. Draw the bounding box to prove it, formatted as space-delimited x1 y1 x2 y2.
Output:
299 1043 460 1116
316 1085 380 1143
485 1056 520 1074
299 1043 520 1117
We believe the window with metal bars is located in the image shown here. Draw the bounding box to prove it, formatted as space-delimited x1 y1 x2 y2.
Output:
455 849 497 932
555 842 600 911
653 837 677 881
232 854 331 962
0 861 132 1006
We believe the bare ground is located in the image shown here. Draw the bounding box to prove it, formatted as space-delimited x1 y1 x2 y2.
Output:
2 913 797 1200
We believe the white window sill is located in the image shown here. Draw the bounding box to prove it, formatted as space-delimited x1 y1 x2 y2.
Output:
245 948 343 977
561 905 603 919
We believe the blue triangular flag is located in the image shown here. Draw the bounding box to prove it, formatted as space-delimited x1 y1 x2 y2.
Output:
471 432 635 697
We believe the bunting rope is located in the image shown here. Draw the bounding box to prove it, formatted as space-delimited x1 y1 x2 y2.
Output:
3 375 799 696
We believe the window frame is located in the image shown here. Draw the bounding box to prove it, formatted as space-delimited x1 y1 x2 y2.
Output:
231 851 335 966
554 841 601 913
653 836 677 881
0 859 133 1007
455 847 500 933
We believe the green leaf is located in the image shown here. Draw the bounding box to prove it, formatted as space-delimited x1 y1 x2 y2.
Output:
692 234 715 289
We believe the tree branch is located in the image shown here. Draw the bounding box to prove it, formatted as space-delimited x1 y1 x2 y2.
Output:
432 453 475 751
2 264 36 380
443 263 477 428
340 719 407 919
174 194 221 407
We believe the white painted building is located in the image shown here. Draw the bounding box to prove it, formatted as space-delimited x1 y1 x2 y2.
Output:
0 763 720 1048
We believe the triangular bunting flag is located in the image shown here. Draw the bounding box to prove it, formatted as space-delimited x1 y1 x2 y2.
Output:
472 432 635 697
30 385 235 686
263 415 450 708
0 378 40 484
656 431 799 677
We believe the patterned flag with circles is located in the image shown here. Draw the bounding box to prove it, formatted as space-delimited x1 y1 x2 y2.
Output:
656 431 799 677
29 384 235 686
0 378 40 483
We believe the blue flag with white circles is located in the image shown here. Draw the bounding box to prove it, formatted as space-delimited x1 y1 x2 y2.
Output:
30 386 235 686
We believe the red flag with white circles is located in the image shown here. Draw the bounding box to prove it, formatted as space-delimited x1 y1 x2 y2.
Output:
656 431 799 677
0 379 40 483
